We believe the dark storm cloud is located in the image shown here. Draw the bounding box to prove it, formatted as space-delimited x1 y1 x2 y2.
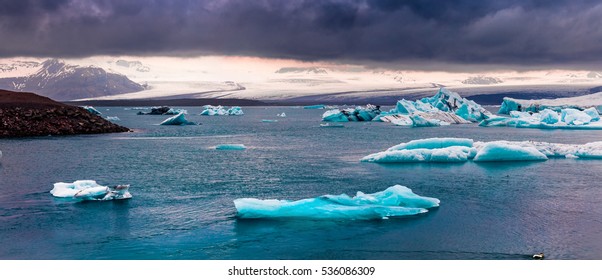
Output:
1 0 602 67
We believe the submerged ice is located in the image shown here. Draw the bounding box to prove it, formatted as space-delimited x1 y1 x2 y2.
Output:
363 137 602 163
234 185 439 220
50 180 132 201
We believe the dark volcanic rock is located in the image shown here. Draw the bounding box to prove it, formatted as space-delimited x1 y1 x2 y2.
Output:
0 89 130 138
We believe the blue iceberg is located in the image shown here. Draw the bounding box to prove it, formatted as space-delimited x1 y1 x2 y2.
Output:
50 180 132 201
472 142 548 162
363 137 602 163
82 106 102 115
304 104 326 109
159 112 197 125
216 144 247 150
322 105 381 122
234 185 440 220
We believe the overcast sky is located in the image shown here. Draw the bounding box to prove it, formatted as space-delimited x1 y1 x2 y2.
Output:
2 0 602 70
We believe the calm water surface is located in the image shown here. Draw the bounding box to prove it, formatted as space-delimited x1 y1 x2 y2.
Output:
1 106 601 259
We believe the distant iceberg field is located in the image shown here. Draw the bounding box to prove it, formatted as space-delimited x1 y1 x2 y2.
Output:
362 137 602 163
234 185 439 220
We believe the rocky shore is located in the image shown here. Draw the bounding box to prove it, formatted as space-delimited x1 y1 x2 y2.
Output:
0 90 130 138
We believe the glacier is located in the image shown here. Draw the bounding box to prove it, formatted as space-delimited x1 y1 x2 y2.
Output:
216 144 247 150
234 185 440 220
363 137 602 163
50 180 132 201
322 88 490 126
159 112 197 125
201 105 244 116
82 106 102 116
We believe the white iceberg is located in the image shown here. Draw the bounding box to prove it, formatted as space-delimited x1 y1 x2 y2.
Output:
105 116 121 121
363 137 602 163
50 180 132 201
159 112 196 125
277 112 287 118
234 185 440 220
480 107 602 130
498 92 602 114
216 144 246 150
201 105 244 116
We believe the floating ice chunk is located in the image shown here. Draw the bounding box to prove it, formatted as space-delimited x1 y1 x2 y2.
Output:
159 112 196 125
362 146 475 163
584 107 600 122
410 115 443 127
387 138 474 151
216 144 246 150
277 112 287 117
473 142 548 162
105 116 120 121
82 106 102 115
322 109 349 122
303 105 326 109
322 105 381 122
320 123 344 128
261 119 278 123
561 108 591 125
539 109 559 124
137 106 185 115
50 180 132 201
200 105 243 116
234 185 439 220
574 142 602 158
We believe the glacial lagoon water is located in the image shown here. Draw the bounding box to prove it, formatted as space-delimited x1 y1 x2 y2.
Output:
1 106 602 259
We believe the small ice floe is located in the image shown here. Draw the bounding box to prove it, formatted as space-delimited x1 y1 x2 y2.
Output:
216 144 247 150
50 180 132 201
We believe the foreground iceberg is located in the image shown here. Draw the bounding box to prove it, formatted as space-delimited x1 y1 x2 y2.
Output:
234 185 439 220
159 112 196 125
201 105 244 116
216 144 246 150
50 180 132 201
363 137 602 163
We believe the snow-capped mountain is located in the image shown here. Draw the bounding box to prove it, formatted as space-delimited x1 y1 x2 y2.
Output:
0 59 145 101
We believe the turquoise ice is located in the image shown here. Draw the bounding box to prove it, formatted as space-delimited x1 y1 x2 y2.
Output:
234 185 440 220
159 112 196 125
216 144 246 150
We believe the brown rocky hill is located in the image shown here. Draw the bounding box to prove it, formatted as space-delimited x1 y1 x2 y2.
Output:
0 89 130 137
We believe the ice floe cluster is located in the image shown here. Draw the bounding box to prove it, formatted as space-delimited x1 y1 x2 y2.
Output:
481 108 602 129
498 93 602 115
362 137 602 163
200 105 244 116
159 112 197 125
50 180 132 201
234 185 439 220
322 88 491 126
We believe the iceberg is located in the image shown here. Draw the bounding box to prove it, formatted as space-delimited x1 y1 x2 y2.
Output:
50 180 132 201
498 92 602 114
322 105 381 122
261 119 278 123
216 144 246 150
200 105 244 116
480 107 602 130
82 106 102 116
277 112 287 118
137 106 185 115
159 112 197 125
363 137 602 163
234 185 440 220
472 142 548 162
105 116 120 121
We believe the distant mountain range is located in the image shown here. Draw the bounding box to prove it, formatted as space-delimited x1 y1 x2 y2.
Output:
0 59 145 101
